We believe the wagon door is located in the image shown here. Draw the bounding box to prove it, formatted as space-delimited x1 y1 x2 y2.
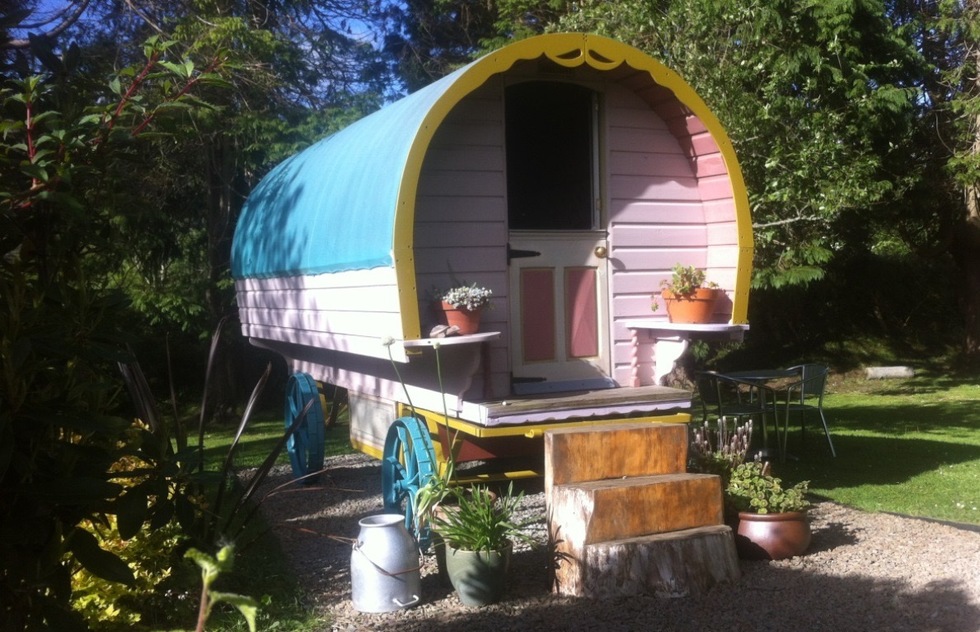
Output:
505 81 612 394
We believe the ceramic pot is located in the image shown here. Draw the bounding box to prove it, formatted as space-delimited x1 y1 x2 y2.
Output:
735 511 811 560
660 288 721 323
431 532 451 587
444 541 512 606
439 301 482 335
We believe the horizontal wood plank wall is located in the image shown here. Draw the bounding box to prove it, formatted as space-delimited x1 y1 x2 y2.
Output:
606 82 738 386
235 267 405 361
414 80 511 399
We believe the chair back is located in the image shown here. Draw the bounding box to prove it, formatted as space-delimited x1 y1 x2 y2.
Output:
789 364 828 403
696 370 769 424
697 372 722 406
697 371 747 405
696 372 722 420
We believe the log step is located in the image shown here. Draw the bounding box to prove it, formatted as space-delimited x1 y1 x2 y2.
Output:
550 473 724 545
544 421 689 497
555 524 740 598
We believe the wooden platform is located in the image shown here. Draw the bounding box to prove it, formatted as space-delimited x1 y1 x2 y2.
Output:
545 422 739 598
480 385 691 426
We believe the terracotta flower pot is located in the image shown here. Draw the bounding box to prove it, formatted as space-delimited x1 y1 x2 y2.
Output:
438 301 482 335
661 288 721 323
735 510 811 560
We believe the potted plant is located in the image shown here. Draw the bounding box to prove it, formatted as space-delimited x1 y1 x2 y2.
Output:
430 482 531 606
433 282 493 335
412 461 456 584
689 417 753 489
652 264 722 323
726 460 812 560
688 417 753 524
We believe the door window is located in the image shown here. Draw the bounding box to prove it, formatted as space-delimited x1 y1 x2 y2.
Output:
505 82 595 230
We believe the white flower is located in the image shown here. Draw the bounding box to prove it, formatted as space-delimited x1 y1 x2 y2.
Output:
441 283 493 311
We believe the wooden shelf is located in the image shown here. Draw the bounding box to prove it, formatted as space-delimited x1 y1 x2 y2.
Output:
402 331 500 348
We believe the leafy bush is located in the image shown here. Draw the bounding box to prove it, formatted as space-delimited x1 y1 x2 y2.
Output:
727 461 810 514
72 517 194 630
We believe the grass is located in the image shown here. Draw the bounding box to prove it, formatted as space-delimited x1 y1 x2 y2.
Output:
764 371 980 526
202 412 355 469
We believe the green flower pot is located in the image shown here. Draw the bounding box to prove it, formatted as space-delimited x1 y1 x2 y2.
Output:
443 541 512 606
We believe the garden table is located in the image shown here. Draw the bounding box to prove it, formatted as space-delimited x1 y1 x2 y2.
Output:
715 368 800 461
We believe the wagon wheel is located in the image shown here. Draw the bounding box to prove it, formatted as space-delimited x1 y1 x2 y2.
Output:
284 372 325 483
382 416 438 550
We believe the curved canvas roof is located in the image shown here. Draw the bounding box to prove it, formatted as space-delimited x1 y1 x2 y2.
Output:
231 68 462 279
231 33 751 282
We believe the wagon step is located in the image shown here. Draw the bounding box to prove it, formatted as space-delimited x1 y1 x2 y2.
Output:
549 473 725 543
571 525 739 599
544 421 739 599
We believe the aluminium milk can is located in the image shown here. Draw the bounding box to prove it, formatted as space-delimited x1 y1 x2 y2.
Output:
350 514 421 612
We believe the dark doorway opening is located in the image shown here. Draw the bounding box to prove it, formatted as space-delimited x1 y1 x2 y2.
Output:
505 81 594 231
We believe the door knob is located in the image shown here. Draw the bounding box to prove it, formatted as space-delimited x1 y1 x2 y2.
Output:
594 246 608 258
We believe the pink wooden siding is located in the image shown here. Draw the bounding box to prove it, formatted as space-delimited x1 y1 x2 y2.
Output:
604 81 739 386
410 68 741 393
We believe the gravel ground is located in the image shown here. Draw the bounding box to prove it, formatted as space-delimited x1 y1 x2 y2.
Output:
254 453 980 632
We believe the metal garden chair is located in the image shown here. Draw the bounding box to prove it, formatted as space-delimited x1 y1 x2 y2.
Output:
782 364 836 457
696 371 778 453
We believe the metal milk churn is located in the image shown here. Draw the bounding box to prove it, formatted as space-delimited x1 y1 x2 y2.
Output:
350 514 421 612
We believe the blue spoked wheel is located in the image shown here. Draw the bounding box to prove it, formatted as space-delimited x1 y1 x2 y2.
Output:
382 416 438 550
284 372 325 483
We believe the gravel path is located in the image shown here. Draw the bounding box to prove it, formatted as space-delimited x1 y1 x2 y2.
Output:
255 453 980 632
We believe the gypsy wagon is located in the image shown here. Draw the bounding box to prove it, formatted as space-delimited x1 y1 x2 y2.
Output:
231 33 753 528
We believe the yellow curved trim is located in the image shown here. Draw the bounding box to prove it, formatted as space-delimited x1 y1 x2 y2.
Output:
393 33 753 335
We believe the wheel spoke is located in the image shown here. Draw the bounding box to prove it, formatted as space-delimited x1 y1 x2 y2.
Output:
381 416 438 550
283 372 325 482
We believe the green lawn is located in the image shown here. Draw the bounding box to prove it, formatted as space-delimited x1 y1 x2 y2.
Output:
202 414 355 470
771 373 980 525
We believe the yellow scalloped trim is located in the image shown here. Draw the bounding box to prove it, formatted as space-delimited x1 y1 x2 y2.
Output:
394 33 752 336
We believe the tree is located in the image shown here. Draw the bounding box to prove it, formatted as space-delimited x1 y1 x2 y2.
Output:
377 0 566 91
937 0 980 358
0 33 237 625
0 2 391 626
561 0 928 287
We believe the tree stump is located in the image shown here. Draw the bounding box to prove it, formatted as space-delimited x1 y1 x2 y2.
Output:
545 423 740 599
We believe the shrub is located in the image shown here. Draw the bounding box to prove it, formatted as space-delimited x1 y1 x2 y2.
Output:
726 461 810 514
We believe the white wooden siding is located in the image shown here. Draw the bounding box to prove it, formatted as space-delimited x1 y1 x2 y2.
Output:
234 267 405 362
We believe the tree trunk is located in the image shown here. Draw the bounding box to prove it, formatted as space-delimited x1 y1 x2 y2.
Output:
206 133 243 421
954 15 980 361
953 214 980 359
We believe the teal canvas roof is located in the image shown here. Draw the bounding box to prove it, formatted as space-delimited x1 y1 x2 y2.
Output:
231 69 461 279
